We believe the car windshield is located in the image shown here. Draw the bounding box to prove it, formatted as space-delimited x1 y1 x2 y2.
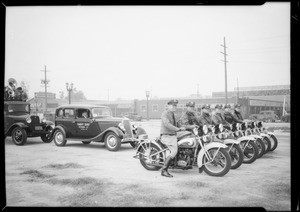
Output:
91 107 113 118
8 104 30 113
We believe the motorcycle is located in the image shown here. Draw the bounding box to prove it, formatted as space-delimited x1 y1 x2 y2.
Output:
256 121 278 152
240 122 266 158
206 124 244 170
134 125 231 177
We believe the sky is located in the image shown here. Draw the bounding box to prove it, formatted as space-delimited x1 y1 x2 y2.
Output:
5 2 290 101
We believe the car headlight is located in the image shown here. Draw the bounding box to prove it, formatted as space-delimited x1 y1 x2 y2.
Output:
26 117 32 123
193 127 198 136
118 123 125 131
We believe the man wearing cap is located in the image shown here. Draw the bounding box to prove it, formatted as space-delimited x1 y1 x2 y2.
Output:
212 104 230 126
223 104 243 124
178 101 200 131
199 104 214 126
160 99 186 178
232 104 244 123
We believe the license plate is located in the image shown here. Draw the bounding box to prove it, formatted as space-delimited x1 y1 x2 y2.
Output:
35 126 43 130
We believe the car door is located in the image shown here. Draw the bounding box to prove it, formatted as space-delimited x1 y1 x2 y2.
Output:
55 108 76 137
73 108 100 138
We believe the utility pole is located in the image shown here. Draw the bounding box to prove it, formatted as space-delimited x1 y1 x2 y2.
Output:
220 37 228 104
40 65 50 113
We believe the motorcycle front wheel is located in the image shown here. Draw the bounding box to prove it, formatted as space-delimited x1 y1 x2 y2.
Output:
262 137 271 152
269 135 278 151
255 138 266 158
202 148 231 177
139 143 164 171
227 143 243 169
241 140 258 164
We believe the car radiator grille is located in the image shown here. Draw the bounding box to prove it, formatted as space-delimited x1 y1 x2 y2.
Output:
122 119 134 138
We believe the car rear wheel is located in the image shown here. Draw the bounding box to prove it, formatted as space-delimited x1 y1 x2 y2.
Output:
104 132 121 151
12 127 27 146
53 129 67 146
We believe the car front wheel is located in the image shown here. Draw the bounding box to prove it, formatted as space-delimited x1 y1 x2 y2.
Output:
12 127 27 146
104 132 121 151
53 129 67 146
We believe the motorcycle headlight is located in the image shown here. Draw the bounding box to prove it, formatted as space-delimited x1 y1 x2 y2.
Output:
118 123 125 132
219 124 223 133
193 127 198 136
236 123 240 131
203 125 208 135
26 117 32 123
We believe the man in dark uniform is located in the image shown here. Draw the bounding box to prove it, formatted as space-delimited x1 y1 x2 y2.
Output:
232 104 244 122
198 104 214 126
223 104 243 124
212 104 230 127
160 99 186 178
178 101 200 131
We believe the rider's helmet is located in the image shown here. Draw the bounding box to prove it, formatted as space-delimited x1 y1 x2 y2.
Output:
186 101 195 107
223 104 231 109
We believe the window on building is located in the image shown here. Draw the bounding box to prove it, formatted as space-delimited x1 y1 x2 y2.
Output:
152 104 158 112
141 105 146 112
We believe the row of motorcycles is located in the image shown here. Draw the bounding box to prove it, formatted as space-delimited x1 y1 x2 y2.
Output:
133 120 278 177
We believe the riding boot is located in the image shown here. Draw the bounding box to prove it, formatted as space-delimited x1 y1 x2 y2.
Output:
161 156 173 177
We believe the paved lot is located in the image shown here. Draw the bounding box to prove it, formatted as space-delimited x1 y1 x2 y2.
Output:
4 121 290 209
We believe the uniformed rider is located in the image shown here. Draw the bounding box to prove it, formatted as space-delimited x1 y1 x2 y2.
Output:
178 101 200 131
212 104 230 127
160 99 186 178
232 104 244 123
223 104 243 124
198 104 214 126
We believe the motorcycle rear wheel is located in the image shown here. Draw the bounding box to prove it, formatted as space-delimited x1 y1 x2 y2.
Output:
241 140 258 164
139 143 164 171
202 148 231 177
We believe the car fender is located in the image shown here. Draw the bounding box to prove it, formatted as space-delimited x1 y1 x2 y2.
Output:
197 142 227 167
45 120 55 127
5 122 29 136
86 127 124 142
51 125 67 138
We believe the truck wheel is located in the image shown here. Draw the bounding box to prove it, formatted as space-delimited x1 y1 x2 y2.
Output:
41 126 54 143
104 132 121 151
12 127 27 146
53 129 67 146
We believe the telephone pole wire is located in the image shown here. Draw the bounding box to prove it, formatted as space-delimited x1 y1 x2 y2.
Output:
41 65 50 113
220 37 228 104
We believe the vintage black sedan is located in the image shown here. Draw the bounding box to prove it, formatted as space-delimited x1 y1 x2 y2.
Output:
51 104 148 151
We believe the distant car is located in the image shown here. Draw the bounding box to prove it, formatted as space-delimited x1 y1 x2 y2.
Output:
51 105 147 151
249 110 279 122
123 112 142 121
4 101 54 145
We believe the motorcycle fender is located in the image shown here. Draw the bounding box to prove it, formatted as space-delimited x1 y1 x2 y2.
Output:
248 134 263 139
260 133 270 138
267 132 275 136
237 136 255 142
223 138 240 145
135 139 164 156
197 142 227 168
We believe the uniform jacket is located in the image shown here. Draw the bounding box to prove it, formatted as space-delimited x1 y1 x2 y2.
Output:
232 110 243 122
198 112 213 126
178 111 200 130
212 112 230 126
160 109 180 135
223 111 243 124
